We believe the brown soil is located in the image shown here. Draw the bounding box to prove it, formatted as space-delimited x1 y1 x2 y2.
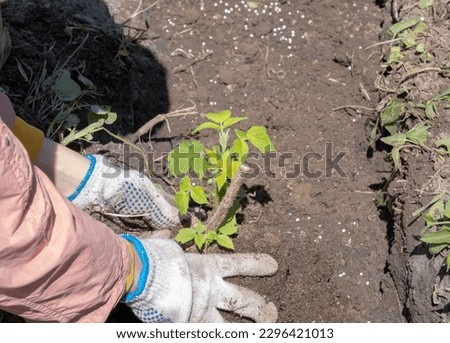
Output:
1 0 448 323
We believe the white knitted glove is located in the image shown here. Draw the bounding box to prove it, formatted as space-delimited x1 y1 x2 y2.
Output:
122 235 278 323
186 253 278 322
68 154 180 230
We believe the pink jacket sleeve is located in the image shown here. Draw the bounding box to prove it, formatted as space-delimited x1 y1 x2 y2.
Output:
0 115 130 322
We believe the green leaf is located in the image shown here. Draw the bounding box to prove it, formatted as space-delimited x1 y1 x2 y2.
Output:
191 140 205 154
420 51 433 63
90 105 109 115
92 105 117 125
222 116 248 129
380 99 404 126
63 114 80 129
429 242 448 255
52 69 82 101
419 0 433 9
412 191 445 217
402 35 416 48
428 201 445 221
219 225 238 236
421 229 450 245
391 147 401 170
219 149 230 171
104 111 117 125
195 222 206 234
174 228 195 244
368 118 379 150
385 123 398 136
247 126 276 153
389 17 421 38
416 43 426 53
88 105 117 127
405 124 428 145
193 157 206 179
205 148 219 165
215 170 228 191
168 140 200 176
388 46 404 64
436 137 450 154
423 212 434 224
227 160 241 179
175 191 190 214
216 234 235 250
219 216 238 236
191 186 208 204
206 230 218 241
443 208 450 220
184 140 205 178
168 149 189 176
425 101 437 119
380 133 407 147
431 87 450 102
192 121 221 134
194 233 207 250
215 150 230 190
179 176 192 192
414 22 428 34
235 128 248 140
205 110 232 124
219 129 230 153
447 253 450 272
232 138 249 163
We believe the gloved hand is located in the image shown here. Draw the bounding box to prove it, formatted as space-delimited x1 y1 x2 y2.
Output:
122 235 278 323
68 154 180 230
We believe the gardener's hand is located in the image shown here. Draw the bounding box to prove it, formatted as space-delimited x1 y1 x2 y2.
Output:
186 252 278 322
122 236 278 323
69 154 180 230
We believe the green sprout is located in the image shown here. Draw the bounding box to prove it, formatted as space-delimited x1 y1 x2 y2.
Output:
414 192 450 271
168 109 275 251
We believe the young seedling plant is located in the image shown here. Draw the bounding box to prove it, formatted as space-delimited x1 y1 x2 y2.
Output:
168 109 275 252
413 192 450 271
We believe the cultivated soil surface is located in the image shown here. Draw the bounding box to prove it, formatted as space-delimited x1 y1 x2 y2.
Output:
1 0 449 323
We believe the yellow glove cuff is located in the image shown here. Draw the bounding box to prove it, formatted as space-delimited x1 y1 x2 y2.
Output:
124 241 136 294
12 117 44 163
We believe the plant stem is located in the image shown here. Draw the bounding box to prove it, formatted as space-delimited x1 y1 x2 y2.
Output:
206 164 249 230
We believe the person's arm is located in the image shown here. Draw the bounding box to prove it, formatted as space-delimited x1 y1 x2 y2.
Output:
34 137 90 197
0 110 132 322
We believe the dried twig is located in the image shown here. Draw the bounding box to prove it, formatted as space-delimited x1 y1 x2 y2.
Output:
391 0 399 22
172 51 213 74
359 82 371 101
399 67 443 84
206 164 250 230
365 38 402 50
332 105 377 112
127 102 198 143
122 0 159 25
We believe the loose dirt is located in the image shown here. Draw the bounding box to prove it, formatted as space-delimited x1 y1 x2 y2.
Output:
1 0 449 323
